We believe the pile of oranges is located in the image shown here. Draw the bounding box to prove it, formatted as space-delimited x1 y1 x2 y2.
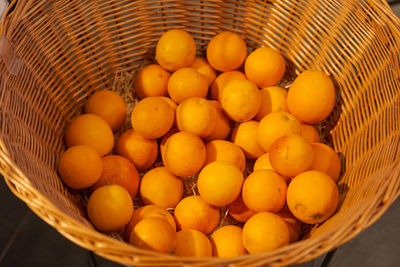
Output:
58 29 341 257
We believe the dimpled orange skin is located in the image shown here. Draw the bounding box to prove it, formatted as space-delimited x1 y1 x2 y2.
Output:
287 170 339 224
174 229 213 257
131 96 174 139
242 169 287 213
207 32 247 72
257 111 301 152
167 67 209 104
269 134 314 177
163 131 206 177
205 101 233 141
205 140 246 172
242 212 290 254
156 29 196 71
57 145 103 189
255 86 288 121
287 70 336 124
228 194 256 223
220 79 261 122
140 167 183 208
232 121 265 159
64 114 114 156
210 71 247 100
310 142 341 182
90 155 140 198
176 97 217 138
253 152 274 172
210 225 247 258
116 129 158 172
129 217 177 253
277 207 302 243
190 57 217 86
174 195 220 235
134 64 171 99
87 185 134 232
84 90 127 132
300 123 320 143
160 127 179 161
244 47 286 88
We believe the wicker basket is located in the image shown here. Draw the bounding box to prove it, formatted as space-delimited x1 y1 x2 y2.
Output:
1 0 400 266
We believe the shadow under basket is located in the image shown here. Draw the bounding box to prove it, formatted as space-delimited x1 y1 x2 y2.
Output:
2 0 400 266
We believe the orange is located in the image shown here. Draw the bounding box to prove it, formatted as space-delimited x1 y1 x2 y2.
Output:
205 140 245 172
87 185 133 232
220 79 261 122
190 57 217 86
287 170 339 224
210 71 247 100
228 194 256 223
253 153 273 172
255 86 288 121
176 97 217 138
269 134 314 177
277 207 302 243
242 169 287 213
130 217 177 253
205 101 232 141
167 67 209 104
64 114 114 156
287 70 336 124
140 167 183 208
244 47 286 88
174 196 220 235
90 155 140 198
232 120 264 159
163 131 206 177
124 205 176 241
131 96 174 139
116 129 158 172
84 90 127 132
242 212 290 254
160 127 179 161
156 29 196 71
257 111 301 152
159 96 178 111
174 229 213 257
197 161 244 207
134 64 170 99
57 145 102 189
206 32 247 72
300 123 320 143
310 142 341 182
210 225 247 258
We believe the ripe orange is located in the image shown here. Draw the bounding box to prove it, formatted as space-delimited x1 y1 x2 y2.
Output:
207 32 247 72
174 195 220 235
174 229 213 257
228 194 256 223
197 161 244 207
244 47 286 88
269 134 314 177
176 97 217 138
300 123 320 143
232 120 264 159
242 169 287 213
205 140 246 172
242 212 290 254
84 90 126 132
134 64 170 99
140 167 183 208
163 131 206 177
220 79 261 122
131 96 174 139
277 207 302 243
257 111 301 152
210 225 247 258
210 71 247 100
116 129 158 172
57 145 102 189
287 170 339 224
255 86 288 121
90 155 140 198
167 67 209 103
287 70 336 124
87 185 133 232
190 57 217 86
205 100 233 141
64 114 114 156
159 127 179 160
310 143 341 182
253 153 273 172
156 29 196 71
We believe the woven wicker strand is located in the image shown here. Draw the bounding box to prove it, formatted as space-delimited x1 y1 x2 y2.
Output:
1 0 400 266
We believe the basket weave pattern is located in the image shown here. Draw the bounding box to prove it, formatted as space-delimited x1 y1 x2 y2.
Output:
1 0 400 266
